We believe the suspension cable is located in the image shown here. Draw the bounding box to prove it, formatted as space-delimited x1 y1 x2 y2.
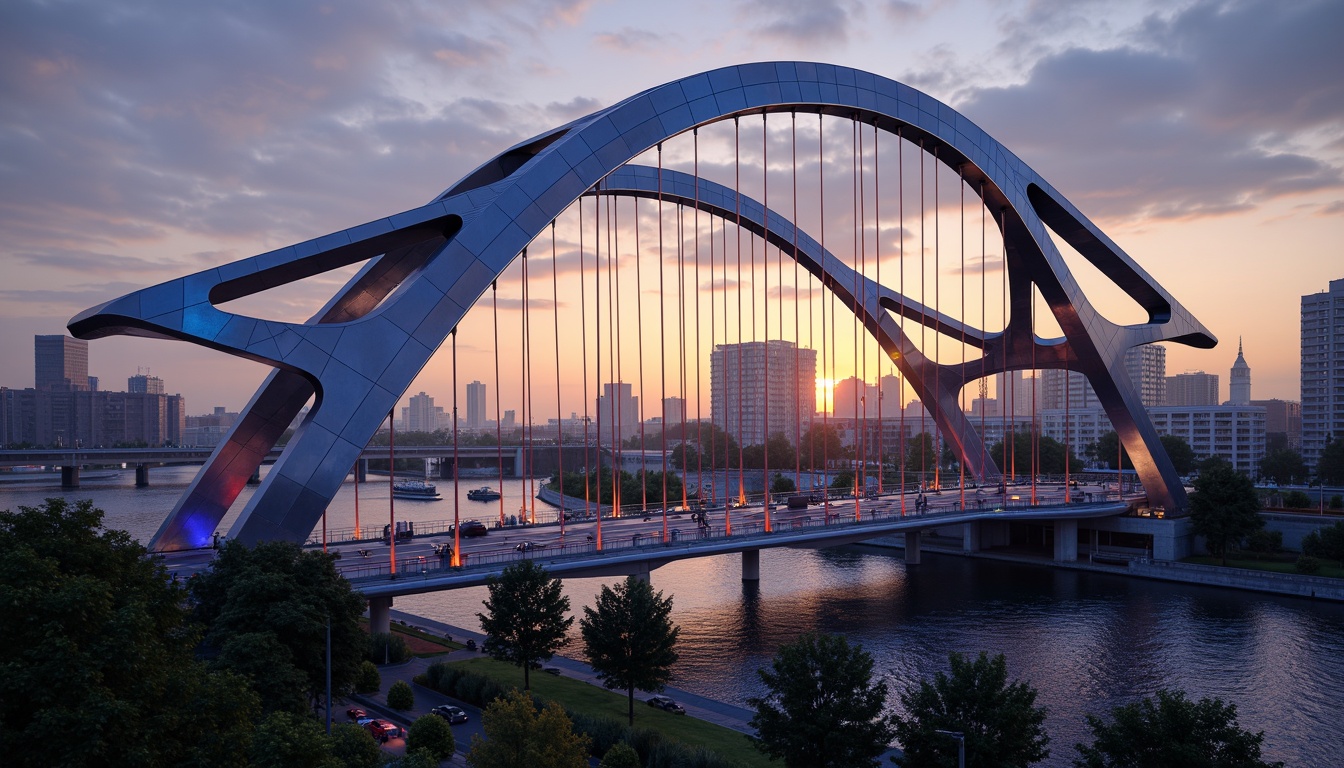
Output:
960 167 967 511
919 139 926 493
820 114 830 519
635 195 648 513
792 112 802 493
874 120 883 496
452 328 461 566
898 127 906 515
657 144 669 541
551 221 564 534
580 194 591 520
854 115 864 521
734 116 744 524
694 129 704 509
492 280 504 527
933 146 941 492
761 114 772 528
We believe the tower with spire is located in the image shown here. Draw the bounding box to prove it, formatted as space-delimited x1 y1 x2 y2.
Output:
1228 337 1251 405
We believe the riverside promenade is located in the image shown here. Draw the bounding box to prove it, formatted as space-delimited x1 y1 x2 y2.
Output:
355 608 902 765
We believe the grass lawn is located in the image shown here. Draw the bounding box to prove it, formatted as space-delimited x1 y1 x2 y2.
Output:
444 657 770 767
358 618 464 656
1184 555 1344 579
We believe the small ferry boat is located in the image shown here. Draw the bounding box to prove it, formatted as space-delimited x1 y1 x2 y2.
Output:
392 480 441 500
467 486 502 502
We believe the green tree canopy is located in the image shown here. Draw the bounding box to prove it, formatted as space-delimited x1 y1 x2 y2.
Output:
1259 448 1307 485
893 651 1050 768
407 713 457 761
1159 434 1196 476
772 472 798 494
989 433 1081 476
1092 431 1127 470
1301 521 1344 566
1073 689 1283 768
906 432 937 478
1317 437 1344 485
249 710 339 768
580 575 680 725
0 498 258 768
328 723 382 768
1189 458 1263 565
748 633 896 768
190 539 367 715
478 560 573 690
467 689 591 768
802 424 844 470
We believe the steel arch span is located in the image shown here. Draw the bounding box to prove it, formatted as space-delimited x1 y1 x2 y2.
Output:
69 62 1214 552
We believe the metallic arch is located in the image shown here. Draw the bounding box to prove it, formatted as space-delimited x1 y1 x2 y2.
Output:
69 62 1214 551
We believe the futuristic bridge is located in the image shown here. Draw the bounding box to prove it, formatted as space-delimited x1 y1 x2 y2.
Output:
69 62 1214 553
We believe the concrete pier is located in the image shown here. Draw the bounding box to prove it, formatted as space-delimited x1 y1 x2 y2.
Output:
135 464 150 487
904 531 922 565
61 465 79 489
369 596 393 635
1054 519 1078 562
742 549 760 581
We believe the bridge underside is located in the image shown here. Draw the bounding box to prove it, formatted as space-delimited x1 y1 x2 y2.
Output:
68 62 1214 551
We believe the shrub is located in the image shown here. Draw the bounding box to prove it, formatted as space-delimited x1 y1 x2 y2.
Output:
599 743 641 768
355 661 381 694
387 680 414 710
646 741 739 768
406 714 455 760
627 727 664 764
1283 490 1312 508
369 632 410 664
569 712 629 756
1243 529 1282 555
419 662 510 708
1295 555 1321 574
1331 495 1342 510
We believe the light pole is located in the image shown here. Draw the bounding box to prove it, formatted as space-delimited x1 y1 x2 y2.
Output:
934 729 965 768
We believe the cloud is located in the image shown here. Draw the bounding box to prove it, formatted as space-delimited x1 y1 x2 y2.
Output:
955 0 1344 221
739 0 859 46
593 27 667 54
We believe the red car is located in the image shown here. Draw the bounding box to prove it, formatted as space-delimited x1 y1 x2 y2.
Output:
364 719 400 743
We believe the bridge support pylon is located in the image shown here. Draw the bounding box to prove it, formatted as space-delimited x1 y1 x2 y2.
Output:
135 464 150 487
742 549 760 582
962 523 980 554
1054 519 1079 562
61 465 79 489
369 596 392 636
904 531 922 566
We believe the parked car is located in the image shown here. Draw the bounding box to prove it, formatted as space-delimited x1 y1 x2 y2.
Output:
430 704 469 724
365 719 400 743
646 694 686 714
515 541 545 552
454 520 489 538
346 707 367 721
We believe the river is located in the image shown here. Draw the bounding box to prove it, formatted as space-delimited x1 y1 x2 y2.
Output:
4 467 1341 766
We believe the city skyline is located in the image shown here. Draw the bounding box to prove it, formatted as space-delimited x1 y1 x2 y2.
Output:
2 2 1339 415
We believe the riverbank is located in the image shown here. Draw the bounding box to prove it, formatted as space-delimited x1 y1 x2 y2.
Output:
861 536 1344 602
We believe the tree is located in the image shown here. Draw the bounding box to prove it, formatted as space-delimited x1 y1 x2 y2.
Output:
328 723 382 768
1159 434 1196 475
406 713 457 761
355 660 381 693
1092 431 1128 470
467 689 591 768
772 472 797 494
1301 521 1344 566
893 651 1050 768
802 424 843 469
748 633 896 768
1318 437 1344 485
388 680 414 710
0 499 258 768
249 711 339 768
906 432 937 479
1074 689 1282 768
191 539 367 714
478 560 573 691
1189 459 1263 565
580 575 680 725
1259 448 1307 485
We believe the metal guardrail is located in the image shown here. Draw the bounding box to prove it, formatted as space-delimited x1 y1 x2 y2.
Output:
336 491 1127 584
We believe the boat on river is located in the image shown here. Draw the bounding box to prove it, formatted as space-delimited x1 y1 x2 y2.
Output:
467 486 502 501
392 480 441 500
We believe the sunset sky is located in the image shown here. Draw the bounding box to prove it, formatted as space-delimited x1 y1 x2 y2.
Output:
2 0 1340 419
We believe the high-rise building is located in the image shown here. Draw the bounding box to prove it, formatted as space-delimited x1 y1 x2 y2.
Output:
710 340 817 448
402 391 442 432
1251 398 1302 451
1042 344 1166 410
1301 277 1344 468
1166 371 1219 407
1228 338 1251 406
128 373 165 395
34 335 89 392
595 382 639 443
466 380 486 430
1041 404 1265 476
661 397 685 430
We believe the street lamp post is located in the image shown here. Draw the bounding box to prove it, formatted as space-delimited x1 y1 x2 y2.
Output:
934 729 965 768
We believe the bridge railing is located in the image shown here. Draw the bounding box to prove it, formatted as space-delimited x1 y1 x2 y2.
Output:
337 490 1125 583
